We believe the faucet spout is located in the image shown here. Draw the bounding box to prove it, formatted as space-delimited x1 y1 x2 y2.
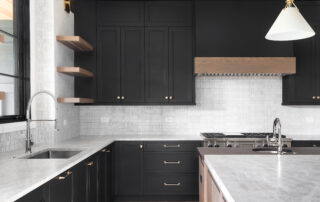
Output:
273 118 282 154
25 90 57 153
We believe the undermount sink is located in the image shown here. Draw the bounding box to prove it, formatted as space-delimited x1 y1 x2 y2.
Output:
252 147 293 154
22 149 82 159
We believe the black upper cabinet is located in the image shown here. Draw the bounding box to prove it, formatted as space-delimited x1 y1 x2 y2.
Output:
121 27 145 103
97 27 121 103
145 1 193 26
169 27 194 104
195 1 293 57
97 1 144 26
114 141 143 196
282 3 320 105
145 27 170 103
74 0 97 99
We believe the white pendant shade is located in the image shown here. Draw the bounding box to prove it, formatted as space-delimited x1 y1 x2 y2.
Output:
266 7 315 41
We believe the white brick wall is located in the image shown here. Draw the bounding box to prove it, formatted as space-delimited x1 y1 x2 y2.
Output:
80 76 320 136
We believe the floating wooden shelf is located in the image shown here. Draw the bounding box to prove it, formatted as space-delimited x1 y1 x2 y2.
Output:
57 67 94 77
57 97 94 103
0 92 5 100
56 36 93 51
194 57 296 75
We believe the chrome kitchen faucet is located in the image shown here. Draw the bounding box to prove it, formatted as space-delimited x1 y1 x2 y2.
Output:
26 90 58 153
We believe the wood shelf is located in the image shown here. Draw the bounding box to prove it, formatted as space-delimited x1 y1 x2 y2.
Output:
57 67 94 77
56 36 93 51
57 97 94 104
0 92 5 100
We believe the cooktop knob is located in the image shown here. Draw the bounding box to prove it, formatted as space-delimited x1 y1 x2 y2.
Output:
227 144 232 148
214 144 220 148
208 144 213 147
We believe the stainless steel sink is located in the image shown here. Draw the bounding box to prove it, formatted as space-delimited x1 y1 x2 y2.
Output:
252 147 292 154
22 149 82 159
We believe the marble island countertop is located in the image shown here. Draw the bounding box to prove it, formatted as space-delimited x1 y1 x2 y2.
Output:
205 154 320 202
0 134 202 202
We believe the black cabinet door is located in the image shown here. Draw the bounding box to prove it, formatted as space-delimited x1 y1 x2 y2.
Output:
195 1 293 57
121 27 145 103
97 27 121 103
86 157 98 202
145 27 169 103
282 3 320 105
74 0 97 99
106 145 113 202
169 27 194 104
115 141 143 196
16 184 49 202
97 146 113 202
145 1 193 27
283 33 319 105
73 161 87 202
49 171 73 202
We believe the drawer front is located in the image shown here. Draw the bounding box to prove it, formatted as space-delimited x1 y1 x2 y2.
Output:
144 152 197 172
144 141 202 152
144 173 198 195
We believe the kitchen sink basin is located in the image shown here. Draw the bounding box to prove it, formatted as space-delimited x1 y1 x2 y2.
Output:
22 149 82 159
252 147 292 154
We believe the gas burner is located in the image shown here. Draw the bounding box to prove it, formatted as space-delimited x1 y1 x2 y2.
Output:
201 133 226 138
241 133 286 138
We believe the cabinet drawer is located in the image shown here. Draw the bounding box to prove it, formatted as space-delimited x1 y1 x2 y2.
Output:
144 152 197 172
144 173 198 195
144 141 201 152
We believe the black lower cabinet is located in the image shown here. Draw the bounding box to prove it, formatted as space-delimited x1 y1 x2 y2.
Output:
16 184 49 202
49 170 73 202
86 156 98 202
72 161 87 202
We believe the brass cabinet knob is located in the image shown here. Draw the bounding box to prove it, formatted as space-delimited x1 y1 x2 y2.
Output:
165 96 168 100
87 161 94 166
117 96 120 100
317 96 320 100
312 96 316 99
140 144 143 149
121 96 125 100
169 96 173 100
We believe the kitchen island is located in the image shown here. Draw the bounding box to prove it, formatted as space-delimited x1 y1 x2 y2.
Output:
204 154 320 202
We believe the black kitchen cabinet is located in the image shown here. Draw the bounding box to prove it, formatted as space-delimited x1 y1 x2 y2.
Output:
97 27 145 104
169 27 194 104
86 156 98 202
49 170 73 202
97 27 121 103
145 27 169 103
195 1 293 57
114 141 143 197
72 161 87 202
97 145 114 202
74 0 97 100
16 184 49 202
145 1 193 27
282 2 320 105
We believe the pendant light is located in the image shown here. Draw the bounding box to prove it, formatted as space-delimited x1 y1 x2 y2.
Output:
265 0 315 41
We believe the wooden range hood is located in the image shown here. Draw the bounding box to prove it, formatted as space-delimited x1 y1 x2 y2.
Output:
194 57 296 76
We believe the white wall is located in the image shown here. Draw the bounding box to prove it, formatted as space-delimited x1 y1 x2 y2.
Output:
80 76 320 137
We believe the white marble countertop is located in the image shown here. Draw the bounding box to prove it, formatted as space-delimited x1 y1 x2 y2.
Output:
0 134 202 202
205 155 320 202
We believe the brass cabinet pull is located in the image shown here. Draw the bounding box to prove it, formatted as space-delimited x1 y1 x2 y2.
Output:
317 96 320 100
165 96 168 100
163 144 180 148
57 171 72 180
117 96 121 100
101 149 111 153
140 144 143 149
163 160 181 165
121 96 125 100
169 96 173 100
87 161 94 166
312 96 316 100
163 182 181 186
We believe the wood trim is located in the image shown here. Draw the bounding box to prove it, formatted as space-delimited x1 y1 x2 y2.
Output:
194 57 296 75
57 67 94 77
0 34 4 43
56 36 93 51
57 97 94 103
0 92 5 100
